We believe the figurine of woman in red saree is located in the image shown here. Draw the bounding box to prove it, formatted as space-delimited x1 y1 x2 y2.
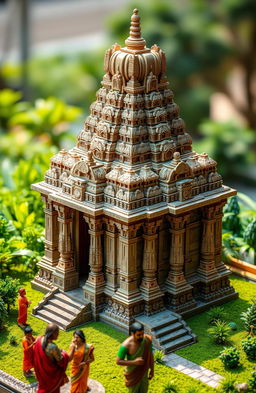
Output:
17 288 31 329
70 330 95 393
33 323 75 393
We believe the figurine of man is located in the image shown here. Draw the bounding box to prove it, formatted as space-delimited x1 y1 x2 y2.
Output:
22 326 35 377
116 322 154 393
17 288 31 329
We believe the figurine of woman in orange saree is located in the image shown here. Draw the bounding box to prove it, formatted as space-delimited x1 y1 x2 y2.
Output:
70 330 94 393
17 288 31 329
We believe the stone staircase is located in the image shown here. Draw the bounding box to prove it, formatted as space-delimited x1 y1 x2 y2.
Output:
32 287 92 330
135 310 196 353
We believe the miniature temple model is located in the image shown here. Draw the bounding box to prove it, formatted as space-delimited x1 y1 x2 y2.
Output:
32 9 237 352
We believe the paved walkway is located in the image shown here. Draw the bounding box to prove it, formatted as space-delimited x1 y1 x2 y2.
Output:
164 353 224 388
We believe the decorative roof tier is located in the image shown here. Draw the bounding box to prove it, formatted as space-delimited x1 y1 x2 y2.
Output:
43 9 225 210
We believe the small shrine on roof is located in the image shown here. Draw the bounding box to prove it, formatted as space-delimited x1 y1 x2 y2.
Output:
32 9 237 347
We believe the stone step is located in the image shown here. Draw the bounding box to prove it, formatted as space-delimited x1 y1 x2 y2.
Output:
154 322 184 338
48 298 79 316
36 309 69 329
136 312 180 331
158 328 188 345
44 303 75 321
54 292 83 310
161 334 194 352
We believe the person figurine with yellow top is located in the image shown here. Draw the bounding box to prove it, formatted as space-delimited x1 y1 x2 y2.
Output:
116 322 154 393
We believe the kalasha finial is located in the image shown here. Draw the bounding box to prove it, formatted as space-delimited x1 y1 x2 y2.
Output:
125 9 146 50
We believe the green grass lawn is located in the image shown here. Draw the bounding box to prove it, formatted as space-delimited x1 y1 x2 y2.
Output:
177 275 256 385
0 272 255 392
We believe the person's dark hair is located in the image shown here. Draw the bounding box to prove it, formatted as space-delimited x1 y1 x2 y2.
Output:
42 323 59 351
73 329 85 343
24 327 32 334
130 322 144 334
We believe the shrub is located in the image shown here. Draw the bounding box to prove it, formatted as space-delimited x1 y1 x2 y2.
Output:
242 337 256 360
219 375 237 393
0 277 20 312
219 346 240 369
9 336 18 346
162 381 178 393
248 371 256 391
0 298 8 329
208 320 231 344
244 219 256 249
241 300 256 335
207 306 227 325
223 196 242 235
22 226 44 253
154 349 165 364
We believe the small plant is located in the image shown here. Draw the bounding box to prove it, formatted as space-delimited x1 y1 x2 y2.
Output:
208 320 231 344
241 299 256 335
219 346 240 369
154 349 165 364
162 381 178 393
219 375 237 393
207 306 227 325
9 335 18 346
242 337 256 360
0 298 7 329
248 371 256 391
186 388 199 393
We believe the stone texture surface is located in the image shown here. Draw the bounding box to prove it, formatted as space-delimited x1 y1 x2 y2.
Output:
164 353 224 388
60 379 105 393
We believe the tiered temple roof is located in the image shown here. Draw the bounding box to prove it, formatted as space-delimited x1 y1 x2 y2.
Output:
45 9 223 212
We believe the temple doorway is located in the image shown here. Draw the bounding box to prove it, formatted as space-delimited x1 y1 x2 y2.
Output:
74 211 90 283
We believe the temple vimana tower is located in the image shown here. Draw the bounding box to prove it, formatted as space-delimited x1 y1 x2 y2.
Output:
32 10 237 352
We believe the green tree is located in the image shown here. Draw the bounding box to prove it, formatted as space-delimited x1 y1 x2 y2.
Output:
108 0 256 130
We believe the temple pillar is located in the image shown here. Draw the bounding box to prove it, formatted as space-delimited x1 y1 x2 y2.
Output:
111 223 143 321
104 219 118 295
197 205 221 300
82 217 105 319
214 200 235 295
165 214 196 312
52 205 79 291
140 220 164 315
158 218 169 286
214 201 227 273
31 197 59 292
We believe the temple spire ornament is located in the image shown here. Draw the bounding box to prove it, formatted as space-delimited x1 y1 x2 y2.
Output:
31 9 238 349
125 9 147 51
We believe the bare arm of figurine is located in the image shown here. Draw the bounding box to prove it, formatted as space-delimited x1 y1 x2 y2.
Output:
116 356 145 366
86 347 95 364
67 342 76 362
148 344 154 379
